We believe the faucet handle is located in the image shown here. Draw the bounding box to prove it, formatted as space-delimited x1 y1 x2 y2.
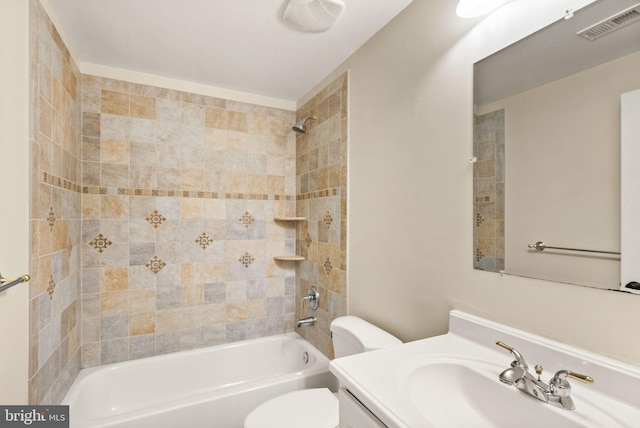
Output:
548 370 594 410
567 371 595 384
496 341 529 370
302 286 319 310
550 370 594 388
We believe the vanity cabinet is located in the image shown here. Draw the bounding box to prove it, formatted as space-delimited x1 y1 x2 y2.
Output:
338 388 388 428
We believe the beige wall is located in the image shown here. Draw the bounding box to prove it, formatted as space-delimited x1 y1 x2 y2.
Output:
478 51 640 289
0 0 30 404
300 0 640 365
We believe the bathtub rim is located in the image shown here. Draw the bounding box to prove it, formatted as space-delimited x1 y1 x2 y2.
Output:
62 332 332 424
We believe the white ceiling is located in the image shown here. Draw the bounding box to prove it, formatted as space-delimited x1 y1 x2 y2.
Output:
42 0 414 104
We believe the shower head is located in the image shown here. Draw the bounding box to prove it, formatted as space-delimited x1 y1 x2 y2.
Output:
292 115 317 134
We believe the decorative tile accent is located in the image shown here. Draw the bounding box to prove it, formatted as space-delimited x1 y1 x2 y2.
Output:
239 211 255 228
476 248 485 262
239 252 255 268
47 275 56 299
323 258 333 276
42 172 83 193
145 256 166 274
47 206 56 230
476 212 485 227
323 211 333 229
195 232 214 249
146 210 166 228
78 184 294 201
304 233 312 248
296 188 340 201
88 233 112 253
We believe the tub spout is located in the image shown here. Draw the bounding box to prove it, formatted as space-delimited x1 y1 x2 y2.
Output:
296 316 316 328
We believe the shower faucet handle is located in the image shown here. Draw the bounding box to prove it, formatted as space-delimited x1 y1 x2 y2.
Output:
303 286 319 311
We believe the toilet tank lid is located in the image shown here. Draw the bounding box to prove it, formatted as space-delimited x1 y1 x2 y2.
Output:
330 316 402 349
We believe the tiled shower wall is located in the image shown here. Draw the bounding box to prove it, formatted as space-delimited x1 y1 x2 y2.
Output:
79 76 297 367
473 109 505 272
29 0 82 404
26 1 346 403
295 73 348 357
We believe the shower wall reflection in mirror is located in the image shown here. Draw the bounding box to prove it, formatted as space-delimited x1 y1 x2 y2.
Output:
473 0 640 291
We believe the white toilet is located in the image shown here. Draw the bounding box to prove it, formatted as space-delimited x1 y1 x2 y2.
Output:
244 316 402 428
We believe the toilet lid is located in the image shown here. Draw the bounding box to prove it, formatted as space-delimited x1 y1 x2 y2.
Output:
244 388 338 428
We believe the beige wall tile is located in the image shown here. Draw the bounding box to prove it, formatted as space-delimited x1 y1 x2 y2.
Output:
52 219 69 252
247 114 267 135
203 262 227 283
181 168 205 191
155 308 182 332
226 302 247 321
227 111 247 132
101 267 129 292
205 107 226 129
129 312 155 336
100 164 130 188
181 198 205 219
130 95 156 120
101 195 129 219
247 299 266 319
39 98 53 138
131 165 157 188
181 283 204 306
101 139 130 165
181 263 204 284
101 90 129 116
100 291 129 316
129 289 156 313
182 306 204 329
204 303 226 325
267 175 284 194
205 128 227 151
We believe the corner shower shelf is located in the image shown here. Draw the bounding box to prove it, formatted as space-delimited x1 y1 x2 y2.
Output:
273 217 306 222
273 255 305 261
273 217 306 261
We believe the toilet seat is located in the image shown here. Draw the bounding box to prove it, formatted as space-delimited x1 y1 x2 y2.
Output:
244 388 338 428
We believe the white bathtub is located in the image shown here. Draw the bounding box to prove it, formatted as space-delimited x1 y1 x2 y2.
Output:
63 333 337 428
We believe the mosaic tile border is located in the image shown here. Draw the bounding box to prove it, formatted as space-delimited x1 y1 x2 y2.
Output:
43 172 83 193
42 172 295 201
296 188 340 201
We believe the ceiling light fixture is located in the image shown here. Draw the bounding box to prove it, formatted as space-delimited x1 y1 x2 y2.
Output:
456 0 513 18
282 0 345 32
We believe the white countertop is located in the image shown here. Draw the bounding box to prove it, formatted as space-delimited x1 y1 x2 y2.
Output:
329 311 640 428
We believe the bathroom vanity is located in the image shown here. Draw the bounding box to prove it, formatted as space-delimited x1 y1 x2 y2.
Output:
329 311 640 428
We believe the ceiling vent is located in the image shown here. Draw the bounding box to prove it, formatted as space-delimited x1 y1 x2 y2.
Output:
577 3 640 40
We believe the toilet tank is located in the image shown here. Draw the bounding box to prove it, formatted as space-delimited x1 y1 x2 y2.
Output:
330 316 402 358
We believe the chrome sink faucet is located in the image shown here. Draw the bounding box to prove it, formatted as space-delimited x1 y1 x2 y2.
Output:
496 341 594 410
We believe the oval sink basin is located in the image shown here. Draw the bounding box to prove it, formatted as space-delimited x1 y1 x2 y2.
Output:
402 359 625 428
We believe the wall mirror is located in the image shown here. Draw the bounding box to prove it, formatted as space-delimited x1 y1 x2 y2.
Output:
473 0 640 291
